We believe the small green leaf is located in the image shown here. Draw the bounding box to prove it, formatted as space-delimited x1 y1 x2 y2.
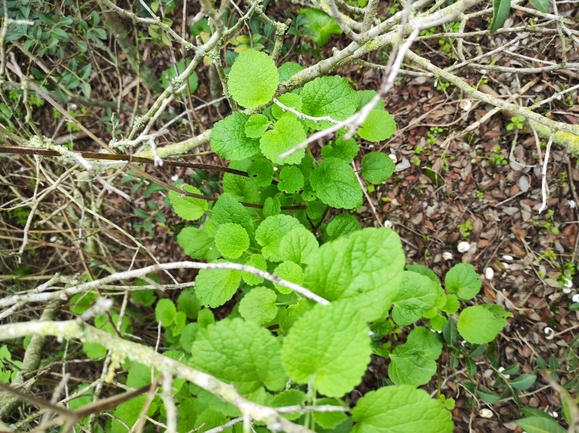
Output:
321 137 360 163
306 200 327 223
112 395 159 432
211 113 261 160
509 374 537 390
282 302 371 397
242 254 267 286
260 116 306 165
131 289 156 307
222 161 261 203
51 27 70 40
247 157 274 187
278 166 304 193
477 389 501 404
156 299 176 326
457 305 507 344
278 62 305 82
256 215 317 263
263 196 281 217
191 318 286 394
274 261 304 294
325 213 361 240
271 390 307 420
195 267 241 308
388 327 442 386
272 93 302 120
445 263 481 300
528 0 549 12
171 311 186 336
361 152 396 184
300 8 342 45
228 49 278 108
197 309 215 329
214 223 250 259
443 294 460 313
245 114 269 138
177 227 219 260
310 157 362 209
210 193 254 237
490 0 512 33
193 410 230 433
302 76 358 127
169 185 208 221
358 110 396 142
516 417 566 433
178 288 200 319
392 271 439 326
352 385 454 433
430 314 447 331
314 398 347 429
239 286 278 325
356 90 385 111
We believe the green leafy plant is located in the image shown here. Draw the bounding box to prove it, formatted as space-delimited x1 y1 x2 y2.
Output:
124 50 515 432
489 145 508 165
299 9 342 46
427 126 444 145
534 209 560 235
506 115 525 131
457 219 473 238
5 0 568 429
436 80 450 91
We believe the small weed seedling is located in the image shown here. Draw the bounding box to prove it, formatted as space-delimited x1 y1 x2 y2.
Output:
458 219 473 238
427 126 444 145
506 115 525 131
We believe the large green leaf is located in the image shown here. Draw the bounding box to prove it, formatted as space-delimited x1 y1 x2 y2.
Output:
281 302 371 397
457 305 507 343
211 113 261 160
361 152 396 184
300 8 342 46
239 287 278 325
214 223 250 259
304 227 405 321
444 263 481 300
528 0 549 12
391 271 439 326
209 193 254 237
310 157 362 209
260 116 306 165
301 76 358 128
490 0 512 33
227 49 278 108
169 185 208 220
256 215 318 263
358 110 396 143
195 267 241 308
191 318 286 394
516 417 566 433
352 385 454 433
